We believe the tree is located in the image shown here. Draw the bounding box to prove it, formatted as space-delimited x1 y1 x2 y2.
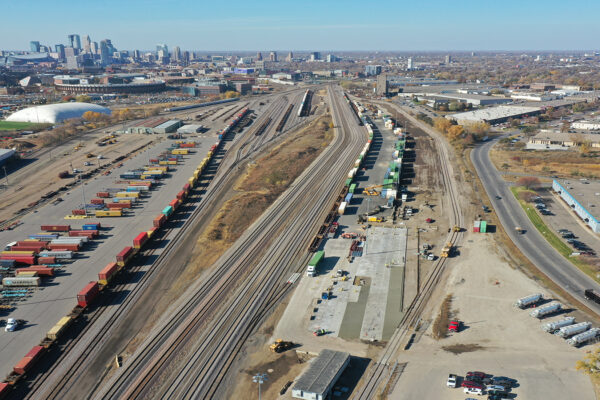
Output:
75 94 91 103
465 121 491 135
576 347 600 377
446 125 464 140
434 117 452 133
516 176 541 190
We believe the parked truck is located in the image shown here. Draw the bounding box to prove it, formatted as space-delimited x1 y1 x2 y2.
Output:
515 293 543 309
584 289 600 305
306 251 324 277
567 328 600 347
530 303 562 319
542 317 575 333
556 322 591 338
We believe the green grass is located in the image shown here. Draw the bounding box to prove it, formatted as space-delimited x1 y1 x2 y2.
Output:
0 121 49 131
511 186 600 282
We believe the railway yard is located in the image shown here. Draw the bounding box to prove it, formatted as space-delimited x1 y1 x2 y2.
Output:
0 82 598 400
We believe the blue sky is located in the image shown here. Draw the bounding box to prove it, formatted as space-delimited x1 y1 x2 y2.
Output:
2 0 599 51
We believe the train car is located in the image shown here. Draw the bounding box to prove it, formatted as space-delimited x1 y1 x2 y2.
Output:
153 214 167 228
133 232 149 249
77 281 100 308
98 262 119 285
162 206 173 218
13 346 45 375
46 316 72 341
116 246 134 267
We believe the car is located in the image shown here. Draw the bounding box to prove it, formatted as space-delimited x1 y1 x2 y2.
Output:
495 195 502 200
488 393 509 400
467 371 487 380
4 318 23 332
562 233 575 238
461 381 483 389
486 385 506 392
488 389 508 396
464 387 484 395
448 320 461 332
313 328 326 336
446 374 458 388
491 376 516 386
558 229 571 234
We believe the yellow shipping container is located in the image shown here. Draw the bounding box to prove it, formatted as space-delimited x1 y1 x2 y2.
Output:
96 209 123 217
207 151 213 158
159 161 168 165
17 271 38 277
47 316 72 340
2 250 36 255
172 149 188 155
116 192 139 198
167 161 177 165
145 165 168 172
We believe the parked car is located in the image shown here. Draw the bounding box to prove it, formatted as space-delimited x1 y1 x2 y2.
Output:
486 385 506 392
448 320 461 332
446 374 458 388
490 376 516 386
464 387 484 395
461 381 484 389
467 371 487 380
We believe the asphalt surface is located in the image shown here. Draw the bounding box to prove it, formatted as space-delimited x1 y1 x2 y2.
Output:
471 137 600 314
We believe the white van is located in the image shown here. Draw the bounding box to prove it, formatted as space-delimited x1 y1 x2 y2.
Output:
464 387 483 395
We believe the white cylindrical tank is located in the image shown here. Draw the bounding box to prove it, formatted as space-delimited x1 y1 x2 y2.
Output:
542 317 575 332
516 293 543 309
556 322 591 338
567 328 600 346
529 303 561 318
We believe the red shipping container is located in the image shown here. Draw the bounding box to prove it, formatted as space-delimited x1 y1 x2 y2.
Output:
168 157 177 162
17 241 49 247
48 243 80 251
72 209 86 215
16 266 54 276
153 214 166 228
176 191 186 200
90 198 105 205
116 246 134 266
149 158 159 163
96 192 110 198
133 232 148 249
98 262 119 284
0 382 10 397
37 256 56 264
69 230 98 238
0 255 36 265
13 346 44 374
183 183 191 192
107 203 131 209
169 199 180 209
41 225 70 232
10 245 45 252
77 281 99 308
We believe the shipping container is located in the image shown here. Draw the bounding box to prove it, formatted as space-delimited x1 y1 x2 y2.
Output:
82 223 101 230
90 198 105 205
0 255 36 265
15 241 49 247
147 226 158 238
98 262 119 285
39 251 73 259
107 203 131 209
28 234 58 240
37 256 56 264
46 316 71 341
95 210 123 217
52 236 87 243
2 276 41 287
344 193 353 204
2 250 36 256
153 214 167 227
69 230 98 239
72 209 86 216
48 243 80 251
16 266 54 276
473 220 480 233
338 202 347 215
116 192 139 198
116 246 134 266
41 225 70 232
169 199 180 209
480 221 487 233
13 346 44 374
133 232 149 249
176 190 186 200
349 184 357 194
77 281 100 308
0 259 16 267
162 206 173 217
96 192 110 198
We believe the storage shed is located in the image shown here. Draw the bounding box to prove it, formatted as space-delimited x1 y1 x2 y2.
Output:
292 350 350 400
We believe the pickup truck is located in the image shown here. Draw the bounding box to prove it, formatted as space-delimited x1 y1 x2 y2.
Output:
447 374 458 388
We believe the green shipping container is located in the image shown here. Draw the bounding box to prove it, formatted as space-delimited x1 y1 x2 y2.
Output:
480 220 487 233
309 250 324 267
345 178 352 187
349 183 357 194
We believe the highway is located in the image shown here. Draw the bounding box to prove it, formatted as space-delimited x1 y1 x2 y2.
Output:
93 85 366 399
471 137 600 314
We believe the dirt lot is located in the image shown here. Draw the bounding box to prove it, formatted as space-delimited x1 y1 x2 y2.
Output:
490 147 600 179
390 231 596 400
0 132 155 222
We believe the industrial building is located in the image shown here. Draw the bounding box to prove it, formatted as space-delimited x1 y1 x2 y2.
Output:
5 102 111 123
292 349 350 400
552 179 600 233
401 92 512 107
527 131 600 150
176 124 203 134
0 149 16 167
448 105 541 125
572 120 600 131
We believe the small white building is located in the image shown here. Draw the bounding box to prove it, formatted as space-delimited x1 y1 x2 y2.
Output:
572 120 600 131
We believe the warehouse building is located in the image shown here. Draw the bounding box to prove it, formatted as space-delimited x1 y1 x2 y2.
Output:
152 120 182 134
292 350 350 400
553 179 600 233
527 131 600 150
448 105 541 125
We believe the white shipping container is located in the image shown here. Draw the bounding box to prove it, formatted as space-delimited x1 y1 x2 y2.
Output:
385 190 397 199
338 202 347 215
3 277 41 287
39 251 73 259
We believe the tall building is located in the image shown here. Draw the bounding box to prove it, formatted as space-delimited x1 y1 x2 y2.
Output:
365 65 382 76
256 51 263 61
376 74 388 96
99 40 111 65
156 43 168 56
173 46 181 62
445 54 452 64
65 47 79 69
326 54 338 63
55 44 65 60
286 51 293 62
133 49 141 60
90 41 98 55
310 52 321 61
84 35 92 53
269 51 277 62
182 51 190 65
68 34 81 50
30 41 40 52
407 57 413 70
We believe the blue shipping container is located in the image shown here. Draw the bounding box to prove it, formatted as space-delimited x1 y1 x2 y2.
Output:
344 193 353 203
162 206 173 217
29 234 59 240
82 224 100 230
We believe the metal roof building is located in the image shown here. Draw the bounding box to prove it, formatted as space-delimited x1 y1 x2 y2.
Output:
5 103 111 124
152 120 183 134
553 179 600 233
292 350 350 400
0 149 16 167
448 105 541 125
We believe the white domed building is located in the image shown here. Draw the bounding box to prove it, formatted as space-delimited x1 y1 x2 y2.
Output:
5 102 111 124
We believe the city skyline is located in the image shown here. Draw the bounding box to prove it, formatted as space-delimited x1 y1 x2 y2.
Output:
2 0 600 51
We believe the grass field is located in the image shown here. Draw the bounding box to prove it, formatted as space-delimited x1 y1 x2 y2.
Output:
510 186 600 282
0 121 49 131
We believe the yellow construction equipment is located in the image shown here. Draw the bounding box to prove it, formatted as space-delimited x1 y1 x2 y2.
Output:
440 242 452 258
452 226 461 232
269 339 294 353
363 185 385 196
86 153 95 158
367 216 384 223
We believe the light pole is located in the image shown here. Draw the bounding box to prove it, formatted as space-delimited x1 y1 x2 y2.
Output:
80 173 87 217
252 372 267 400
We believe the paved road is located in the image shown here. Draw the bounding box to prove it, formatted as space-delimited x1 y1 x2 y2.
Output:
471 137 600 314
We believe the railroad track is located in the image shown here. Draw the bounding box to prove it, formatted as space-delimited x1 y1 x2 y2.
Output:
351 102 465 400
94 85 366 399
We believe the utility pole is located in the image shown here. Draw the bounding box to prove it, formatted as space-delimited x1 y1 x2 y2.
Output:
80 173 87 216
252 372 267 400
